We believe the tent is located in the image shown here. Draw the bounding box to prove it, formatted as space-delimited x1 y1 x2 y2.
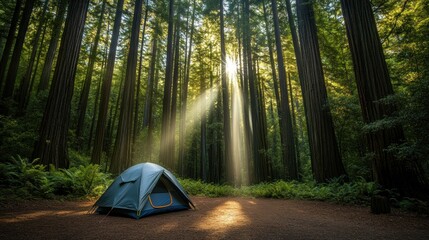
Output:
93 162 194 218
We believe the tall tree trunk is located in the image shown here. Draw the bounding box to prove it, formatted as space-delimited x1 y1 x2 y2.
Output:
26 25 47 107
170 1 182 168
76 0 106 147
0 0 22 91
200 62 207 181
340 0 427 193
263 1 288 179
16 0 49 114
133 3 149 142
271 0 298 180
88 30 108 151
179 0 196 176
244 0 265 183
91 0 124 164
142 32 158 161
32 0 90 168
2 0 35 101
297 0 347 182
88 76 102 151
160 0 175 170
256 57 271 179
38 0 68 92
110 0 143 174
288 73 301 178
220 0 232 183
105 69 125 158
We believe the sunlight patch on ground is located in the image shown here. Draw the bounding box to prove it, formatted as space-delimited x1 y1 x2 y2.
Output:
196 201 250 234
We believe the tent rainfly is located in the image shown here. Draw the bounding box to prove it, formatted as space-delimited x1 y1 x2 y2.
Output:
93 162 194 218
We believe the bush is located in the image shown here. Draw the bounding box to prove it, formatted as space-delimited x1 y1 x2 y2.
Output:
0 155 112 200
179 178 236 197
0 156 52 199
179 178 377 205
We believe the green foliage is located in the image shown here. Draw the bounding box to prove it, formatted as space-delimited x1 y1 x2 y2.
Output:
241 178 377 205
179 178 236 197
179 178 377 205
0 156 112 201
48 164 112 197
0 115 38 162
69 149 91 167
0 156 51 199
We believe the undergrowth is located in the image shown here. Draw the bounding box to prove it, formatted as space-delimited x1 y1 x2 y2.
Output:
0 156 112 201
179 178 376 205
1 156 426 213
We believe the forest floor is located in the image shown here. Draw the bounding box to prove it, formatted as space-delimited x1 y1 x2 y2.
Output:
0 196 428 240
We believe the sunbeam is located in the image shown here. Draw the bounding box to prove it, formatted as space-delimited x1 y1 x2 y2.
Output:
227 56 249 186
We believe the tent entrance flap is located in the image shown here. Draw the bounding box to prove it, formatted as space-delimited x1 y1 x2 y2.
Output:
148 178 173 208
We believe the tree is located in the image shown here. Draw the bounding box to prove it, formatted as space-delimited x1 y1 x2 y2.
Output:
91 0 125 165
38 0 68 92
110 0 143 174
296 0 347 182
142 31 158 161
133 2 149 142
75 0 107 147
32 0 90 168
2 0 35 100
159 0 175 170
340 0 427 192
270 0 298 180
16 0 49 113
0 0 22 91
220 0 232 183
179 0 196 176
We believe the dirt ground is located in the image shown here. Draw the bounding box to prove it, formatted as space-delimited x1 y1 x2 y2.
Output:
0 197 428 240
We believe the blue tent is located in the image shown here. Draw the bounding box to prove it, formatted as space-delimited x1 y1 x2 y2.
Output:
93 163 194 218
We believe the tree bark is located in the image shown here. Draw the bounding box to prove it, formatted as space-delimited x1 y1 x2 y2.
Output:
170 1 182 168
26 24 47 107
220 0 232 183
32 0 90 168
297 0 347 182
142 34 158 161
38 0 68 92
0 0 22 91
133 3 149 143
270 0 298 180
340 0 427 193
200 60 207 181
16 0 49 114
110 0 143 174
76 0 106 147
179 0 196 176
2 0 35 100
91 0 124 165
160 0 175 170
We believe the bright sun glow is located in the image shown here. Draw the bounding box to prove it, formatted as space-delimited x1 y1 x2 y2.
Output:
226 57 237 82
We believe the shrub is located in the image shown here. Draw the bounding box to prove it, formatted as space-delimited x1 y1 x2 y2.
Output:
0 156 52 199
0 156 112 200
179 178 236 197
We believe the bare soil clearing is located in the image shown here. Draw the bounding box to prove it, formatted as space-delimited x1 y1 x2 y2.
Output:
0 197 428 239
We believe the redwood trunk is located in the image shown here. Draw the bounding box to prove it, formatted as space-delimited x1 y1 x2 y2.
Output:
340 0 427 192
91 0 124 164
0 0 22 90
297 0 347 182
110 0 143 174
32 0 90 168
